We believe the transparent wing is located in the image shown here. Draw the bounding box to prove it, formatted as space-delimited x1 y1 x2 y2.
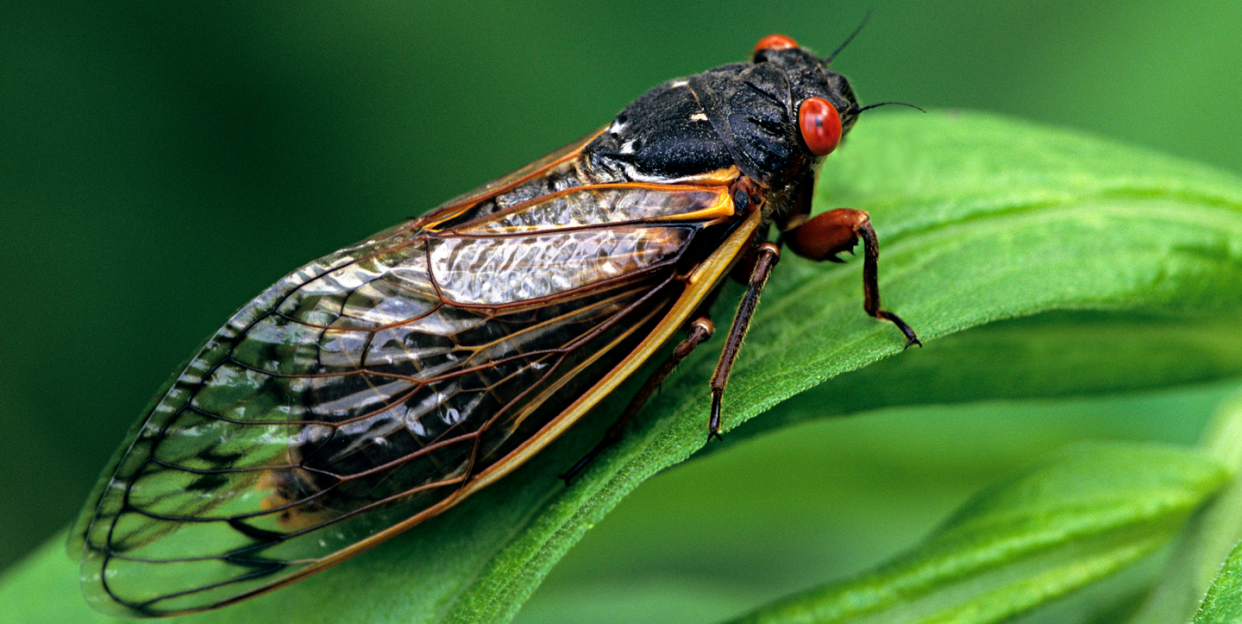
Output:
71 183 736 617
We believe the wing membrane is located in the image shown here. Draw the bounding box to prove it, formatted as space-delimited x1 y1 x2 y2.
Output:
73 182 740 616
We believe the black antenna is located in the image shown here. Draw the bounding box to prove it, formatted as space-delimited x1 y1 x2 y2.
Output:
824 10 872 64
856 101 927 114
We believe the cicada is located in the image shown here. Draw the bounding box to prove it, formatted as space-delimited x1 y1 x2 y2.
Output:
70 30 919 617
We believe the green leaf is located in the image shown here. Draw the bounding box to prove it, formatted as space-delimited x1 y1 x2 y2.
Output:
724 442 1229 624
5 111 1242 623
1193 541 1242 624
1135 393 1242 624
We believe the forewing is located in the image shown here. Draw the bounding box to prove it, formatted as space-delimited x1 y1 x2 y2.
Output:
418 128 604 229
72 183 737 616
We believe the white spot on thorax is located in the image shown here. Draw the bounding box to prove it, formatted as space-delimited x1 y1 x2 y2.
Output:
670 80 688 88
689 113 708 121
620 140 637 154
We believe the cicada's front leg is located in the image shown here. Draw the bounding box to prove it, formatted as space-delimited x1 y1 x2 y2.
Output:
783 207 920 348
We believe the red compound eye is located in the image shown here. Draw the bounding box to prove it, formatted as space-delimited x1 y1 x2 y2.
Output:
753 34 798 55
798 97 842 156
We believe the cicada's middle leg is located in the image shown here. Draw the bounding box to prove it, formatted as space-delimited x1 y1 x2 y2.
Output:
707 242 781 440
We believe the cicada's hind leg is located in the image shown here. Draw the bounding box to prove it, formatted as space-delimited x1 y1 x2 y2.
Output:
559 318 716 485
782 207 920 348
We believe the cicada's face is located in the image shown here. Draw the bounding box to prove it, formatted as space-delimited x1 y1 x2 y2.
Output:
584 44 860 189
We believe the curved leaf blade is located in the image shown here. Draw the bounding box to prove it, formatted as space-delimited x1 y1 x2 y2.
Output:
726 443 1229 624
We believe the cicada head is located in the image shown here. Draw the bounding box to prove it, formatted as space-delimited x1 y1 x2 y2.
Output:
732 36 862 186
585 35 863 192
751 35 862 131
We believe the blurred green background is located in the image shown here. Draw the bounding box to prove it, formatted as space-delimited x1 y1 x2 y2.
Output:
3 0 1240 620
